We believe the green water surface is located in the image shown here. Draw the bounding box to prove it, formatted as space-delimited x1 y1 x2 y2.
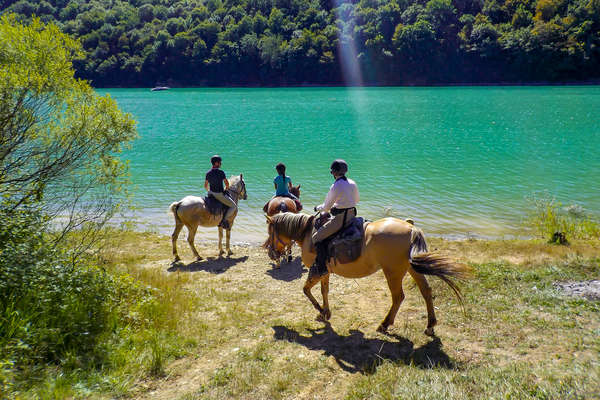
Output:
103 87 600 242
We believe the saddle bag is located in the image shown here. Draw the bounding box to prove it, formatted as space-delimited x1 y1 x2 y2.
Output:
328 217 366 264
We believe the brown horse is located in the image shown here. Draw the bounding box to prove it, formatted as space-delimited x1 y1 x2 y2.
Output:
264 185 302 265
263 184 302 215
263 212 470 336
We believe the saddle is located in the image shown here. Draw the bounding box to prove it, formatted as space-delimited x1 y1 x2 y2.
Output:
315 212 368 265
204 192 231 216
262 196 303 213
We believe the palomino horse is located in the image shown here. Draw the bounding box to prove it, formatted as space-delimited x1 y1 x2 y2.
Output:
264 184 302 265
169 175 247 262
263 213 470 336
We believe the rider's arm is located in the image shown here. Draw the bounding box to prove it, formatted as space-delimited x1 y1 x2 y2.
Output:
204 179 209 191
224 178 230 190
317 183 338 212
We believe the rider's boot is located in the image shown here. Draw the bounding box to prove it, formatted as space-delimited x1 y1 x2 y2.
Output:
309 241 329 278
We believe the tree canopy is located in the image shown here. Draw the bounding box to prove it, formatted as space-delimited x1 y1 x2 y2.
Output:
0 13 137 241
2 0 599 85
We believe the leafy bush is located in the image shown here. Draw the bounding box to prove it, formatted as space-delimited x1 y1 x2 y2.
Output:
527 195 600 241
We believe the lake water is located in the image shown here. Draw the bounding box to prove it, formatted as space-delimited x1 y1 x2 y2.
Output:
103 87 600 244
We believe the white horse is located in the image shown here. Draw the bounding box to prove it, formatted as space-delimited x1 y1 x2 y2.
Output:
169 174 247 262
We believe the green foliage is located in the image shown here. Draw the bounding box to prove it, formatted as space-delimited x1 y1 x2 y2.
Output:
0 14 137 249
2 0 598 85
527 195 600 240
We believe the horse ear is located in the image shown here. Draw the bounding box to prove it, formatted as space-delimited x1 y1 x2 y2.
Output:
297 184 301 188
240 173 243 179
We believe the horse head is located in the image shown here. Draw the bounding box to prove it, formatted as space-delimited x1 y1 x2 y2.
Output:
263 215 290 260
290 184 301 198
229 174 247 200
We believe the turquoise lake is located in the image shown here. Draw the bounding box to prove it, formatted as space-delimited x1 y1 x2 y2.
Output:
103 87 600 243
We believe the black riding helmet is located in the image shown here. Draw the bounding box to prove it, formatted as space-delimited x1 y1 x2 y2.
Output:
211 155 222 165
330 159 348 174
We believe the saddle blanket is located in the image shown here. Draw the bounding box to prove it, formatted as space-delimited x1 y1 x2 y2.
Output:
204 193 231 215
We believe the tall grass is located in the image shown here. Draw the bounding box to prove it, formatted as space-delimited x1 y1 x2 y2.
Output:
527 195 600 241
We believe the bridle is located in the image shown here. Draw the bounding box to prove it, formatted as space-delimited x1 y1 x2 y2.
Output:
267 223 288 258
228 178 247 200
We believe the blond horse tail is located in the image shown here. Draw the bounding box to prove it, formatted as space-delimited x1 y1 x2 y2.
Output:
409 227 471 308
168 201 182 220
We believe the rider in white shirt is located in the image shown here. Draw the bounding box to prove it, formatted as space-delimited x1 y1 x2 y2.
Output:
311 159 359 277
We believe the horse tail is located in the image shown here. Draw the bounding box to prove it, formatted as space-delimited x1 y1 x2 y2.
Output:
169 201 182 221
409 227 471 308
279 201 288 213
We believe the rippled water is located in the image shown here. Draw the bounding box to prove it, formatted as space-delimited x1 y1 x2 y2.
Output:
103 87 600 243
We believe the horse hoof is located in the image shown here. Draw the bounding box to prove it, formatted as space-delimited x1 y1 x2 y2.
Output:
376 325 388 334
324 310 331 320
287 255 293 263
219 250 225 257
227 250 233 256
424 327 435 337
173 256 181 263
196 256 203 261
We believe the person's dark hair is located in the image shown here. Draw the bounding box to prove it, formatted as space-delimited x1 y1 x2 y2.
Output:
275 162 286 176
330 159 348 174
211 155 222 166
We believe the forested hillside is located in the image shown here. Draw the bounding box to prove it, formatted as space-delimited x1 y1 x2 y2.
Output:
3 0 599 86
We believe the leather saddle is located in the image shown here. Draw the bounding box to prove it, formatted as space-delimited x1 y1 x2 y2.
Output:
262 196 303 213
314 212 368 265
204 192 231 216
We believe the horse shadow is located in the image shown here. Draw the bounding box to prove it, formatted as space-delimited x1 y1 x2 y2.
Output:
168 255 249 274
265 257 306 282
272 322 453 374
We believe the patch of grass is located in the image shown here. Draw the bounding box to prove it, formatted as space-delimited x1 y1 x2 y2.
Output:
527 195 600 241
9 229 599 399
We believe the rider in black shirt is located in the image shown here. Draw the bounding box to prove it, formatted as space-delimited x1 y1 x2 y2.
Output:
204 155 236 229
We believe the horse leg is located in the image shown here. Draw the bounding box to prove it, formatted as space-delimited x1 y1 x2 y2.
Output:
218 227 224 256
171 219 184 262
409 269 437 336
377 266 407 333
226 229 233 256
187 225 202 261
303 274 325 316
320 274 331 320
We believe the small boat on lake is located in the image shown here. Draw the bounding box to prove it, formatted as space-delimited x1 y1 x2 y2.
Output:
151 86 170 92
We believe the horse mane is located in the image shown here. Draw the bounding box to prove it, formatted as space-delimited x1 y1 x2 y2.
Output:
271 212 313 241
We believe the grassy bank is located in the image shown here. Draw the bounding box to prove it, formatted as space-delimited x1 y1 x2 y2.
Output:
10 230 597 399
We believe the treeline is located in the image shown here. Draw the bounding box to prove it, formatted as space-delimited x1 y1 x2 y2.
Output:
2 0 600 86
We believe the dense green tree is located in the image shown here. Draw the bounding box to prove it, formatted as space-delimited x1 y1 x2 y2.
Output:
0 14 137 235
2 0 598 85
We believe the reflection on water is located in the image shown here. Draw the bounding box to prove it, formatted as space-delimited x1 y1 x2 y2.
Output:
103 87 600 243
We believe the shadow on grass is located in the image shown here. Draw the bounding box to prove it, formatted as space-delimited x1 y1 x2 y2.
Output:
272 322 453 374
168 255 249 274
266 257 306 282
